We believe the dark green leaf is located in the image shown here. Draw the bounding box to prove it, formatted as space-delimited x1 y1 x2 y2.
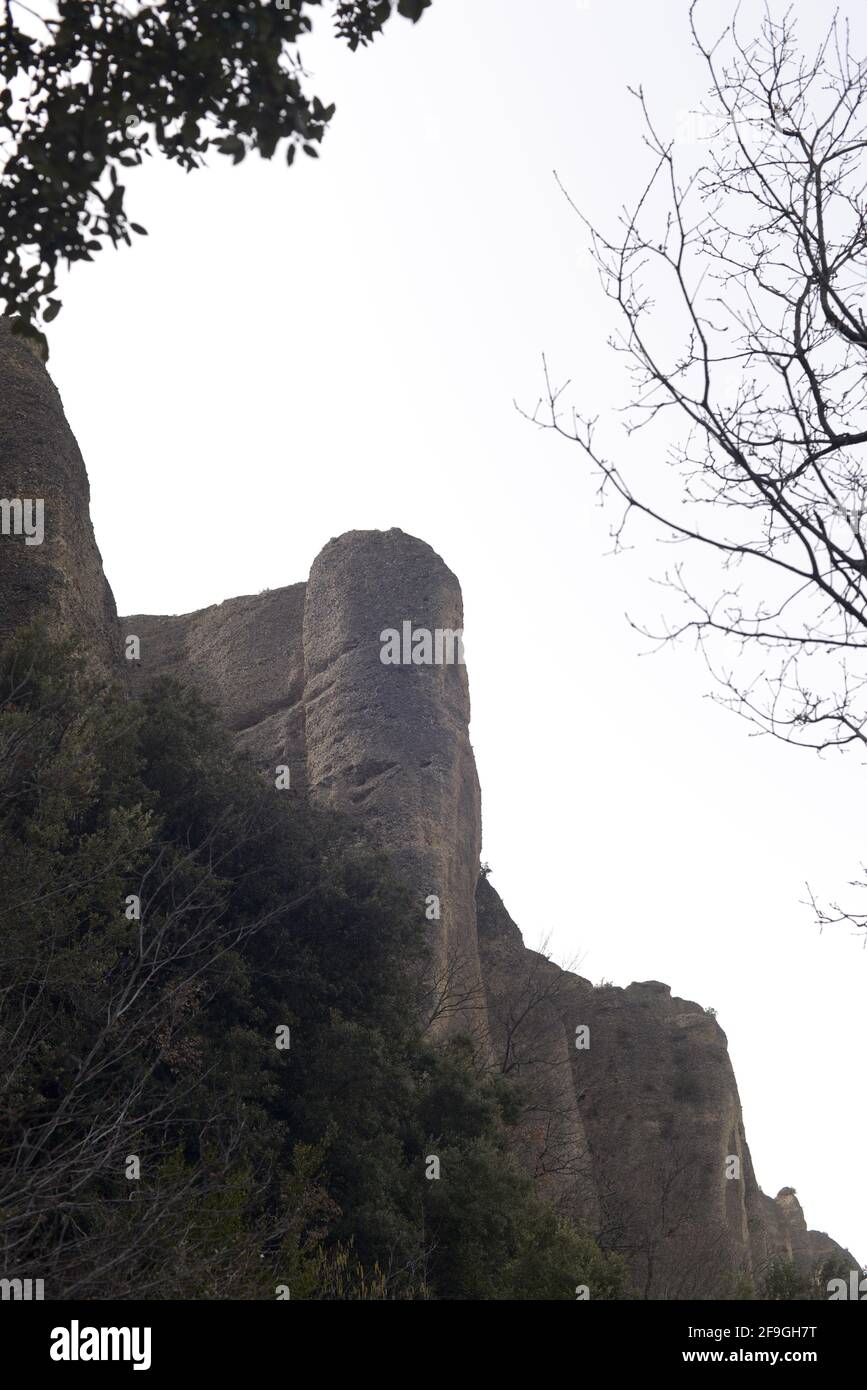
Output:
397 0 432 21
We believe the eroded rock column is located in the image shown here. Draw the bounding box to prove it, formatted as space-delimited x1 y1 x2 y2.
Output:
302 528 485 1040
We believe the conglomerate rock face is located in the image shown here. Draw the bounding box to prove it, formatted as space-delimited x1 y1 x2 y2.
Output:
478 879 861 1295
0 320 119 672
478 877 752 1296
123 529 485 1036
1 329 859 1297
124 583 309 789
117 536 862 1296
759 1188 860 1284
302 530 484 1038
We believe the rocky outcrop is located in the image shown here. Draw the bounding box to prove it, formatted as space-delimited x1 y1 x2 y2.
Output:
121 533 859 1296
758 1188 861 1285
478 877 859 1297
302 531 483 1037
124 584 309 786
124 530 484 1037
0 331 859 1298
476 875 601 1227
0 320 119 672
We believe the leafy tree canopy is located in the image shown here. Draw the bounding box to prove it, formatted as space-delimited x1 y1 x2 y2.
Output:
0 0 432 330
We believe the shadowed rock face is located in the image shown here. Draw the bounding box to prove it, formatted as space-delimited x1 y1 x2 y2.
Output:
123 530 485 1036
759 1188 861 1283
0 320 119 671
478 878 861 1296
124 584 309 787
302 530 484 1036
1 332 859 1298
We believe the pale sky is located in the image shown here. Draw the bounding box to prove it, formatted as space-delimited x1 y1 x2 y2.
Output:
43 0 864 1265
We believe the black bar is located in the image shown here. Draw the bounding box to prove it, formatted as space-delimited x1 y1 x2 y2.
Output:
2 1297 862 1376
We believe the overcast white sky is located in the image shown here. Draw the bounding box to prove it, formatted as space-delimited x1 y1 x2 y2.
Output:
44 0 864 1265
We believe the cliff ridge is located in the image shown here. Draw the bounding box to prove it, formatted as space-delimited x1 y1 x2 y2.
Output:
1 333 859 1298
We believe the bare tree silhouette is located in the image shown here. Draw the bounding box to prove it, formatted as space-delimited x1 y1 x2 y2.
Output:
528 2 867 938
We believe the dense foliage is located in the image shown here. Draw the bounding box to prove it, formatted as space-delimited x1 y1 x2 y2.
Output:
0 0 431 332
760 1255 855 1303
0 630 627 1299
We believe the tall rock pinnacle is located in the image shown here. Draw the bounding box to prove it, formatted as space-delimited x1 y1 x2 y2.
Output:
302 529 484 1036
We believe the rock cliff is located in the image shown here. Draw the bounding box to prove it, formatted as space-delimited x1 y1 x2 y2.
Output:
123 531 485 1037
1 329 859 1298
0 320 119 672
477 876 860 1296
